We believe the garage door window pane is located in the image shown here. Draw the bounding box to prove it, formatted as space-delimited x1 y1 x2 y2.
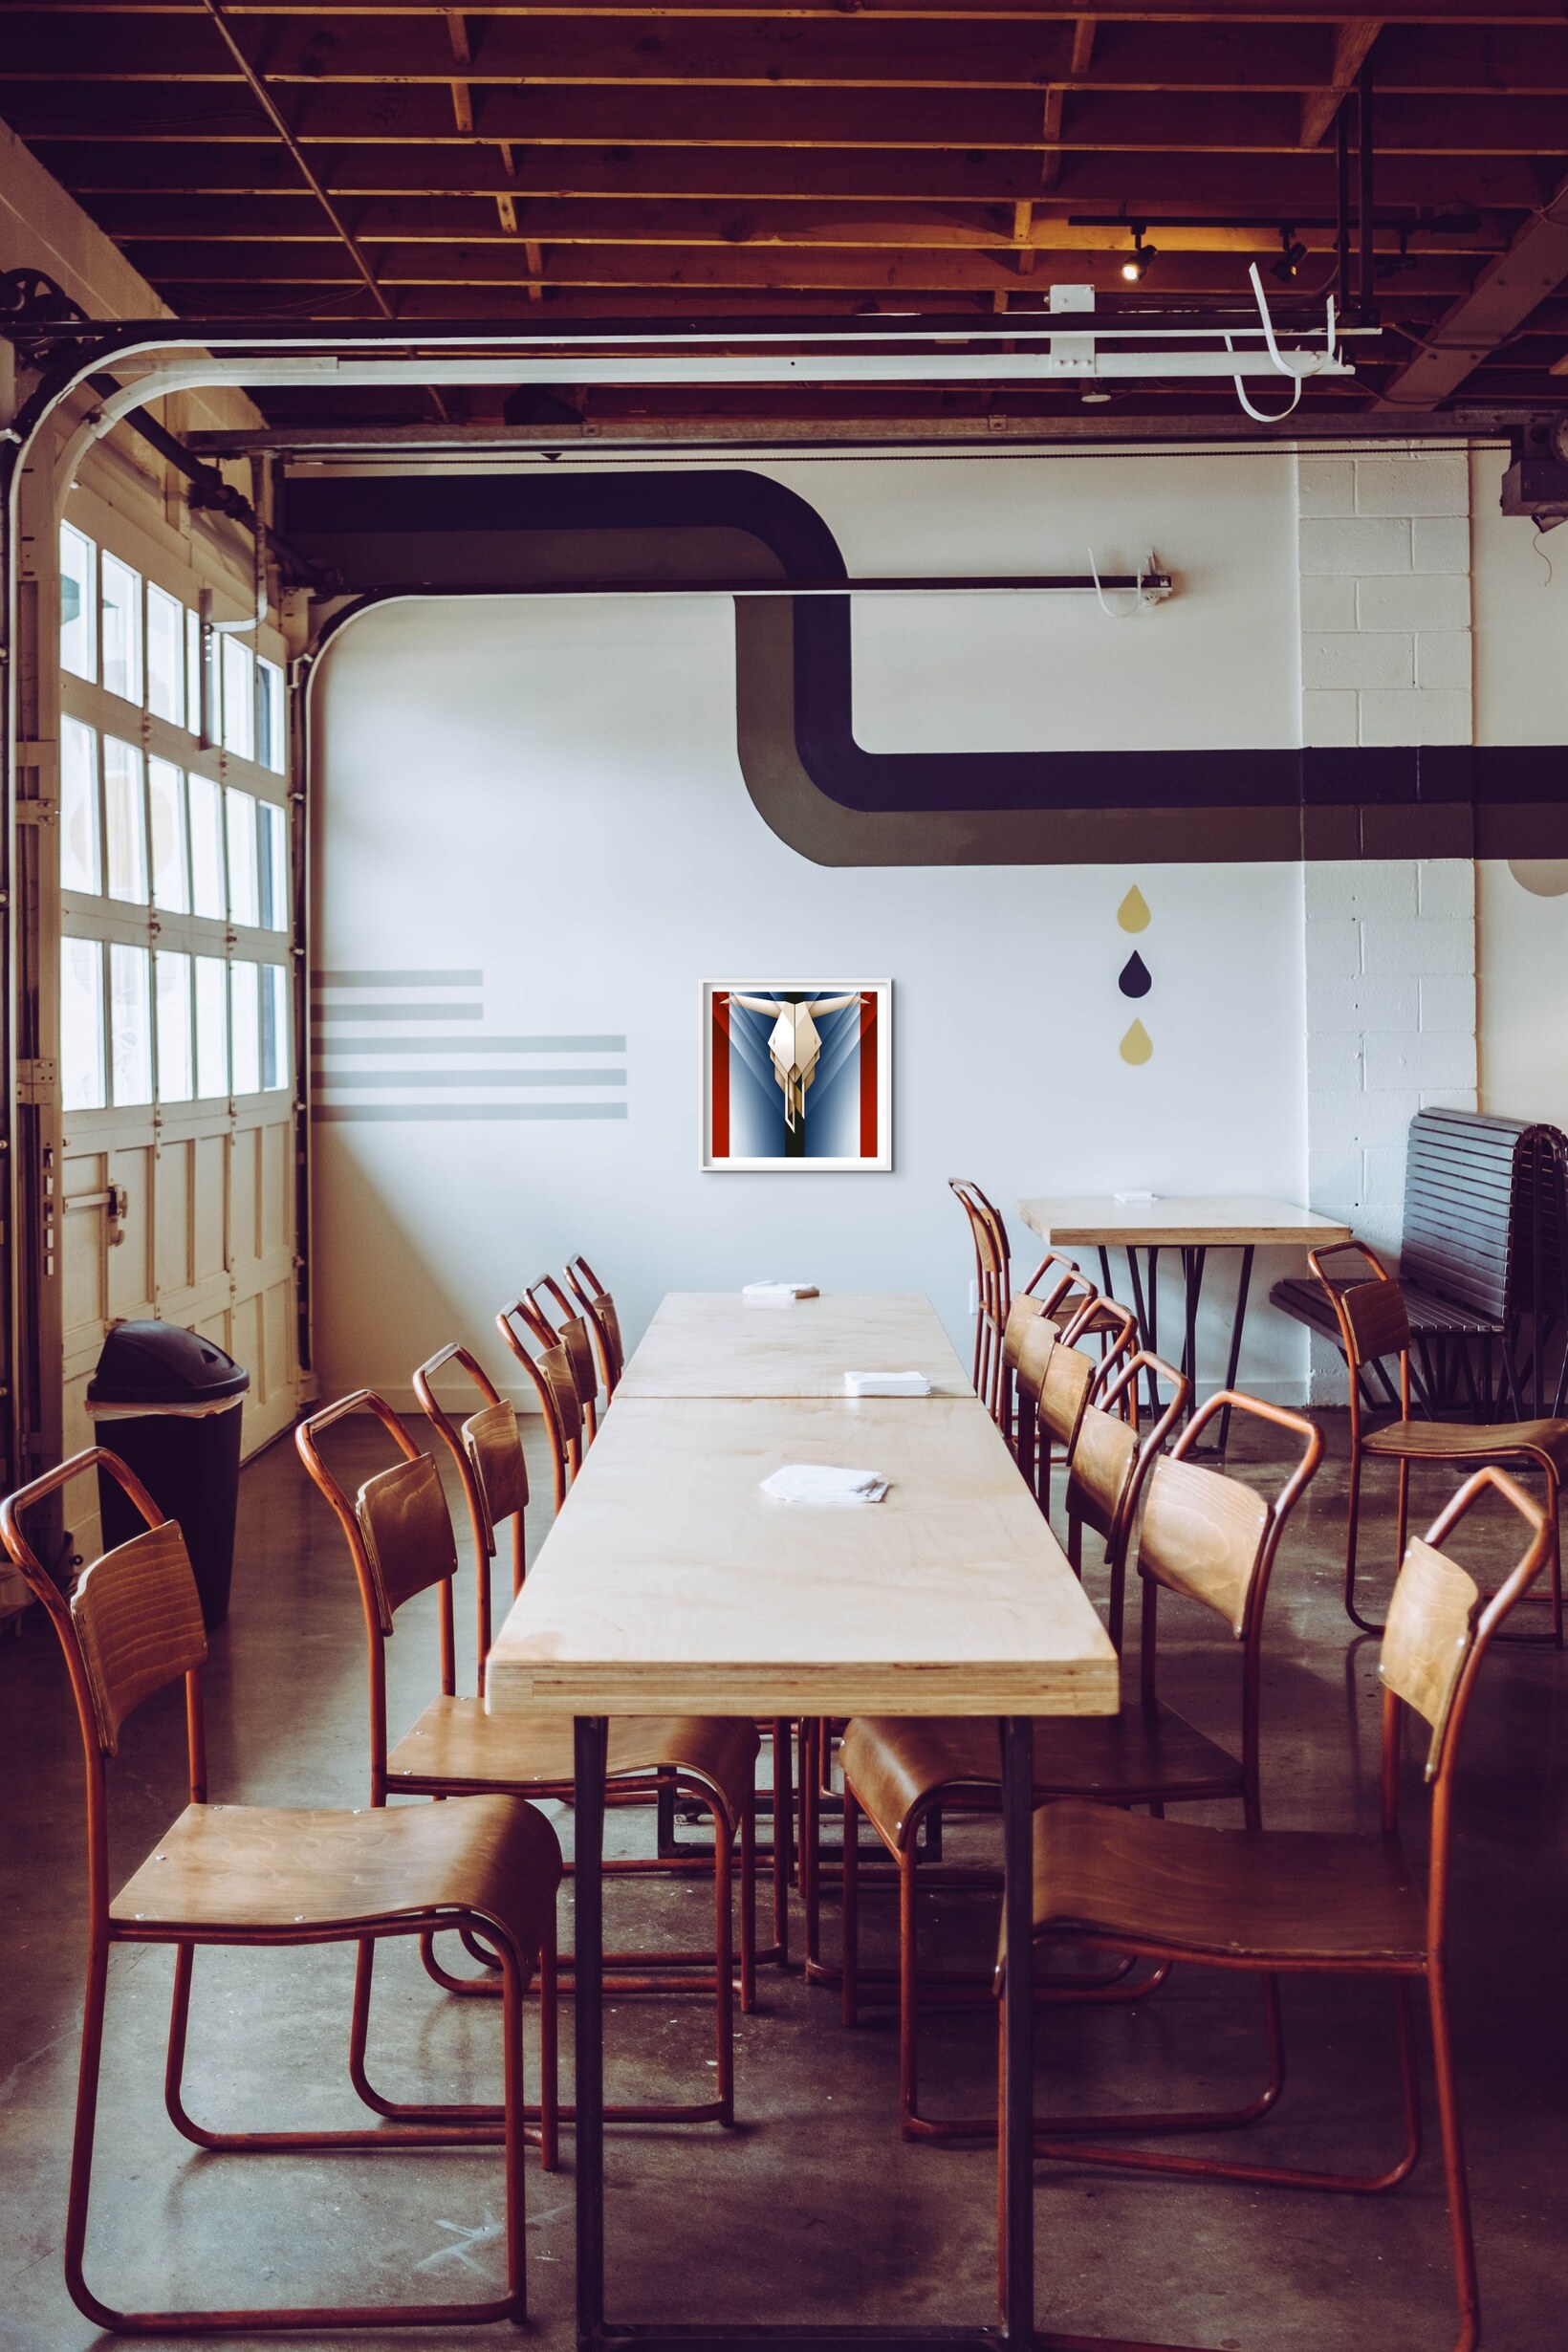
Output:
110 943 153 1106
188 773 226 918
257 657 286 773
148 757 190 912
60 716 101 895
195 955 229 1099
61 938 106 1111
147 584 185 727
226 788 259 926
230 961 261 1095
258 800 289 929
61 524 98 682
186 609 203 736
104 738 148 904
221 636 254 760
155 950 194 1103
262 964 290 1091
101 553 143 706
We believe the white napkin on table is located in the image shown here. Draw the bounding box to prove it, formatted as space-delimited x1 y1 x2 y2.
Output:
742 1280 819 1307
761 1464 889 1506
843 1369 931 1397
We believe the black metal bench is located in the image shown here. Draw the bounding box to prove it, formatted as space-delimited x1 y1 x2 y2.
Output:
1272 1107 1568 1420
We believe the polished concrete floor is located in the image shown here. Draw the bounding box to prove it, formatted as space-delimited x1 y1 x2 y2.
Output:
1 1408 1565 2351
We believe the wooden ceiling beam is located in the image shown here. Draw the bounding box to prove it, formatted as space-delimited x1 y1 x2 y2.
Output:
47 142 1545 212
6 1 1566 24
1298 18 1381 149
11 84 1568 152
1384 163 1568 401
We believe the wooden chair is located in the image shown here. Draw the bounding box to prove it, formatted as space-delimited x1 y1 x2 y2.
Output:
951 1177 1122 1425
1010 1292 1139 1509
0 1447 560 2335
838 1386 1319 2142
495 1298 582 1508
514 1277 603 1445
297 1388 758 2128
1310 1239 1566 1644
1009 1463 1552 2352
564 1252 627 1399
411 1340 524 1692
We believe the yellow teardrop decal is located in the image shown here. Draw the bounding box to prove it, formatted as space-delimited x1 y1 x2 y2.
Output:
1119 1018 1153 1066
1117 885 1150 933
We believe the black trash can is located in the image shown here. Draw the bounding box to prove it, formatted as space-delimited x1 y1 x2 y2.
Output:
89 1322 250 1629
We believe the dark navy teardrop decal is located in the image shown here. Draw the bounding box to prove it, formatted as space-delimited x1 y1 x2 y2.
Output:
1117 951 1152 999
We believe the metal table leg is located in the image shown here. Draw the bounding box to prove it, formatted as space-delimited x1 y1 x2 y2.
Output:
1000 1715 1035 2346
575 1714 609 2347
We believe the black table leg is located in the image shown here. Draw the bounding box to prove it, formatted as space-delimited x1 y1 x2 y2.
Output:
575 1714 609 2348
1122 1249 1160 1418
1214 1246 1254 1461
1180 1248 1207 1393
1000 1714 1035 2347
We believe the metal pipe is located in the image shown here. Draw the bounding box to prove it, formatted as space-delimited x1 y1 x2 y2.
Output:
1358 58 1376 318
1337 109 1353 317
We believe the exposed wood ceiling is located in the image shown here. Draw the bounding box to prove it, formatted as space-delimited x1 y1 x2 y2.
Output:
4 2 1568 433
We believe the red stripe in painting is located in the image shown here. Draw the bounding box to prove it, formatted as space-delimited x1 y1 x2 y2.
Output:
859 992 878 1160
711 992 731 1159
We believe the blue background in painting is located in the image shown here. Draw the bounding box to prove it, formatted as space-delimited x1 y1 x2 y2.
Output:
726 991 862 1160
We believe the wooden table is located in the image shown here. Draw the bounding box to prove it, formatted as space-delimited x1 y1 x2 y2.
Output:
489 1329 1119 2352
1019 1195 1354 1450
613 1288 971 1402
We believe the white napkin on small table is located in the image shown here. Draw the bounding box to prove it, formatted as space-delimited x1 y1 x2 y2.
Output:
843 1369 931 1397
742 1280 819 1307
761 1464 889 1506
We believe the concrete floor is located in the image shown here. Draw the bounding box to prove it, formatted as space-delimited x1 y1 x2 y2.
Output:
1 1408 1565 2351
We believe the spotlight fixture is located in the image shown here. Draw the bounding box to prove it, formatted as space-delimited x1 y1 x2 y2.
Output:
1377 229 1418 280
1120 229 1157 283
1271 229 1309 285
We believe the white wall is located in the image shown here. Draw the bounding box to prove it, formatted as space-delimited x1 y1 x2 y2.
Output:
310 469 1310 1405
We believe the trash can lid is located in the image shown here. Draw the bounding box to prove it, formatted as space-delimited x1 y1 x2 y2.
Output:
88 1320 250 1407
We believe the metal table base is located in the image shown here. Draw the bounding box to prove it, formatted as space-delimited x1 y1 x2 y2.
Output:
1098 1245 1255 1462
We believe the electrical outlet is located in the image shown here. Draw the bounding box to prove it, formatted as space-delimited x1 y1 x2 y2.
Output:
968 1278 979 1316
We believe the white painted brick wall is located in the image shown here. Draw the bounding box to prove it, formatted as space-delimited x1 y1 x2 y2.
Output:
1296 449 1478 1402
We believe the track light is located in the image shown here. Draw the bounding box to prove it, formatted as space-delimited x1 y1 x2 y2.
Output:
1120 229 1157 283
1271 229 1309 285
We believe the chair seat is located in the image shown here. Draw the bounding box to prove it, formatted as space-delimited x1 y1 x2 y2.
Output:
1362 1415 1568 1470
388 1698 758 1827
840 1705 1242 1851
1029 1798 1427 1968
110 1794 562 1956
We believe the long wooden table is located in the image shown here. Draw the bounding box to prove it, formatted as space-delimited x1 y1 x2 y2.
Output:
614 1288 971 1401
489 1290 1119 2352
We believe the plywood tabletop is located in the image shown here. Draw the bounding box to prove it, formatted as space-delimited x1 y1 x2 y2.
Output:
1017 1196 1357 1251
614 1289 971 1402
487 1395 1117 1721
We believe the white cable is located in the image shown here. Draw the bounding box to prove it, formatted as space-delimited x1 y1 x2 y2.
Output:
1087 544 1146 619
1225 335 1305 423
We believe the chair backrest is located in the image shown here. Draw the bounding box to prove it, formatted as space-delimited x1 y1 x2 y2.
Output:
414 1341 525 1689
359 1454 459 1624
1309 1240 1412 1424
565 1254 626 1393
1136 1390 1320 1641
496 1302 581 1510
526 1275 601 1427
0 1449 211 1913
1377 1467 1550 1942
1038 1335 1097 1451
1066 1352 1189 1651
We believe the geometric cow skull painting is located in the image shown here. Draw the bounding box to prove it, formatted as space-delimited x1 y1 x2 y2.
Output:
703 980 892 1170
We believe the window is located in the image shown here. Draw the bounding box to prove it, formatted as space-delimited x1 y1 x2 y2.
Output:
262 963 291 1092
257 657 286 773
100 552 143 706
221 635 255 760
148 757 190 912
258 800 289 929
188 773 226 919
60 523 97 682
109 944 153 1105
103 738 148 904
194 955 229 1099
185 608 204 737
226 787 259 926
147 584 185 727
60 717 101 894
230 960 261 1095
60 938 106 1111
155 950 194 1102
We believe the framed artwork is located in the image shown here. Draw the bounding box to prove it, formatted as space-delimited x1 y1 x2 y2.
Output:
702 980 892 1171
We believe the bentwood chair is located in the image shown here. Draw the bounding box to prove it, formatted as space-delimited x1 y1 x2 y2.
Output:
839 1383 1317 2141
1010 1464 1551 2352
564 1252 627 1399
495 1299 583 1508
1009 1294 1139 1510
1310 1239 1566 1644
513 1278 603 1445
297 1389 758 2127
0 1448 560 2335
952 1178 1126 1423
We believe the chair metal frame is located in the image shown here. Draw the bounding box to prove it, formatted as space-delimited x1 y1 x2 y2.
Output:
1011 1463 1552 2352
0 1447 553 2336
1311 1239 1565 1644
495 1299 583 1507
563 1252 627 1400
298 1385 755 2130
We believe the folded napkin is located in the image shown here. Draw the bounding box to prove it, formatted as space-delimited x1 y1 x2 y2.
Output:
760 1464 889 1506
843 1369 931 1397
742 1279 819 1307
1113 1189 1157 1205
